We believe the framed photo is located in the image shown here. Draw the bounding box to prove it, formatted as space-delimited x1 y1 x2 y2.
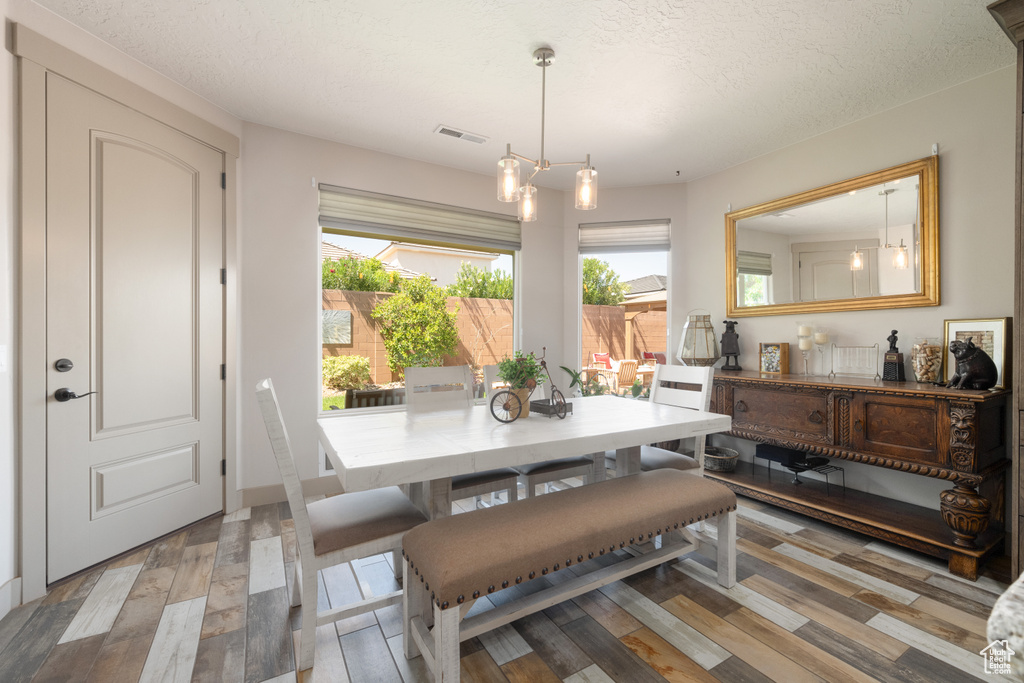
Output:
943 317 1012 389
759 342 789 374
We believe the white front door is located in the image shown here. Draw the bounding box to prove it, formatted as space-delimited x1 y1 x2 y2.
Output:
46 73 225 582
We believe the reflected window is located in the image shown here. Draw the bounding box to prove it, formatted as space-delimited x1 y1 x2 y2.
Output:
738 273 771 307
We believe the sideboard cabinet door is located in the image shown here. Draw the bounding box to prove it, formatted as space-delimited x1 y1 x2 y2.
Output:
849 393 944 466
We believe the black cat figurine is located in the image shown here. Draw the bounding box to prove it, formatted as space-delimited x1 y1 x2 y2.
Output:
946 337 998 390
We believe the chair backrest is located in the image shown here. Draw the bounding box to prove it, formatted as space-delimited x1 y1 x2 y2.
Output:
616 359 639 387
649 364 714 411
404 365 475 412
482 364 503 398
643 351 667 365
592 352 613 369
255 378 315 553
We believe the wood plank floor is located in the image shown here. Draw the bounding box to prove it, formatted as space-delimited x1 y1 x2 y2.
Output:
0 480 1012 682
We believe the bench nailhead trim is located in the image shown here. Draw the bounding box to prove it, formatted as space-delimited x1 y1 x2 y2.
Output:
578 554 584 562
441 600 449 609
472 590 480 598
588 552 594 559
516 576 522 584
566 559 572 566
487 585 495 593
529 571 535 579
554 563 560 571
542 568 548 575
457 595 464 604
502 580 509 588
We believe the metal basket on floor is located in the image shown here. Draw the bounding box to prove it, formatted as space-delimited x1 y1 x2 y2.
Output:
704 446 739 472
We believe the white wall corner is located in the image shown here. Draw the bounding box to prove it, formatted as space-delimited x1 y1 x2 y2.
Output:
0 576 23 620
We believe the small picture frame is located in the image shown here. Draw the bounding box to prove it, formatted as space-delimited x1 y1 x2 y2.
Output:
943 317 1012 389
759 342 790 374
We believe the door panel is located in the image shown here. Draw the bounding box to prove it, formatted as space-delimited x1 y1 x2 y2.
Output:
46 73 224 581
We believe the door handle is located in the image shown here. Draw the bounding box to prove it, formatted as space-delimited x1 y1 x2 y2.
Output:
55 388 96 402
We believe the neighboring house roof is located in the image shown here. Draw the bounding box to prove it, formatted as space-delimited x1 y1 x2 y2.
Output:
321 241 423 279
624 274 667 296
374 241 500 262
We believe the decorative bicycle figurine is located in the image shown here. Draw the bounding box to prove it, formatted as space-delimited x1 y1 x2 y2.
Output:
490 348 568 423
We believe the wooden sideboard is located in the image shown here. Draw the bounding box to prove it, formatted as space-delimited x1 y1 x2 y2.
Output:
707 371 1009 580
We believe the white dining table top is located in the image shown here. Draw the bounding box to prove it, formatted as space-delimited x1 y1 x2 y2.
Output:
318 395 731 493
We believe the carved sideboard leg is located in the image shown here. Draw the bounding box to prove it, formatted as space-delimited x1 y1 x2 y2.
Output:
939 483 991 549
947 552 980 581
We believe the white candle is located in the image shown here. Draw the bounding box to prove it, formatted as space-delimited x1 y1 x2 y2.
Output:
798 325 812 337
813 332 829 344
799 337 813 351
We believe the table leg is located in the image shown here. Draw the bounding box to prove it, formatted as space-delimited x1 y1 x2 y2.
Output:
616 446 641 478
407 479 453 520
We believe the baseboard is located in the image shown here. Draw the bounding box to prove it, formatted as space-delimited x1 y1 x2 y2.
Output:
0 577 22 621
241 475 344 508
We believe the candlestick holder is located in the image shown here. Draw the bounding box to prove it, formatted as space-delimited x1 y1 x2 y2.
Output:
796 322 813 375
813 327 830 375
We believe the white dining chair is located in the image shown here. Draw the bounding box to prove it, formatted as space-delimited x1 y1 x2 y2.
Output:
255 378 427 675
481 365 605 497
605 364 714 475
405 365 520 509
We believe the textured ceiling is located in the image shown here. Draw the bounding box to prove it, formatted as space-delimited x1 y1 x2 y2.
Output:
35 0 1015 189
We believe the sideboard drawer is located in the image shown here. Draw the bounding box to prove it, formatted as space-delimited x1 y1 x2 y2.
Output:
732 385 830 445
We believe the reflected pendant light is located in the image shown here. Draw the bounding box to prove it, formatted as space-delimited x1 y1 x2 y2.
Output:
850 245 864 271
880 187 908 270
496 47 596 221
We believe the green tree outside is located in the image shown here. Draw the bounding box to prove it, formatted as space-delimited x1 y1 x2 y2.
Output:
446 262 514 300
322 257 401 292
372 275 460 376
582 257 628 305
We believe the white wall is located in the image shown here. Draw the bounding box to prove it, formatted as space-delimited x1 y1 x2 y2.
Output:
558 67 1015 511
239 123 567 489
684 66 1016 509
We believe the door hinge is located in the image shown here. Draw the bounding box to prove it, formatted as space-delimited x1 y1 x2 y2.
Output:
221 459 226 476
221 172 226 189
220 364 226 380
220 268 227 285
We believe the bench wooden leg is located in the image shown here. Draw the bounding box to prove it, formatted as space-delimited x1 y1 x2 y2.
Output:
433 602 461 682
716 510 737 588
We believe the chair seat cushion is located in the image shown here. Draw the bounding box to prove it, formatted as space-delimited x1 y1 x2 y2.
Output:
515 457 593 476
452 468 519 491
308 486 427 557
639 445 699 472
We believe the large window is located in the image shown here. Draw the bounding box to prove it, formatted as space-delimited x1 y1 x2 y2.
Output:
318 185 519 416
578 220 670 396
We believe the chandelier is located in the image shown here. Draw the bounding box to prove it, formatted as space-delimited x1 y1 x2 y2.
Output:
497 47 597 222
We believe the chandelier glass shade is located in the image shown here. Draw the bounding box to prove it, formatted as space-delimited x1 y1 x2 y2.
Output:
496 47 596 221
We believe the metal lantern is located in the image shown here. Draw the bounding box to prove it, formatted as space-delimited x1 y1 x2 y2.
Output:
677 314 721 367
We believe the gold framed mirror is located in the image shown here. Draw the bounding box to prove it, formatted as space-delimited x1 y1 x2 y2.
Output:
725 156 939 317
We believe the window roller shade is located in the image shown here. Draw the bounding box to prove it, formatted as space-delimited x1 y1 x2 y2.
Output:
319 184 521 251
737 250 773 276
578 219 670 254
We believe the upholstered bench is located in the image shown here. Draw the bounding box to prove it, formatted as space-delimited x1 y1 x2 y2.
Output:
401 469 737 682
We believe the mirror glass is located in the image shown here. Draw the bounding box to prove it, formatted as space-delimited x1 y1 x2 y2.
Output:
725 156 939 317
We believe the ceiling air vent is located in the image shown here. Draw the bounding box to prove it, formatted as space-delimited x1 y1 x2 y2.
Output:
435 125 488 145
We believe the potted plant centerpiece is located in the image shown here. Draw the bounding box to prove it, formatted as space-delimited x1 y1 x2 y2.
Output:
497 350 545 417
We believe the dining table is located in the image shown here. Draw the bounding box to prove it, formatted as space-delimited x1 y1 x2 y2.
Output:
318 394 731 518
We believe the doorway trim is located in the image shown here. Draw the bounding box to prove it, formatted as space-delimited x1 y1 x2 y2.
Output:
14 24 240 601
